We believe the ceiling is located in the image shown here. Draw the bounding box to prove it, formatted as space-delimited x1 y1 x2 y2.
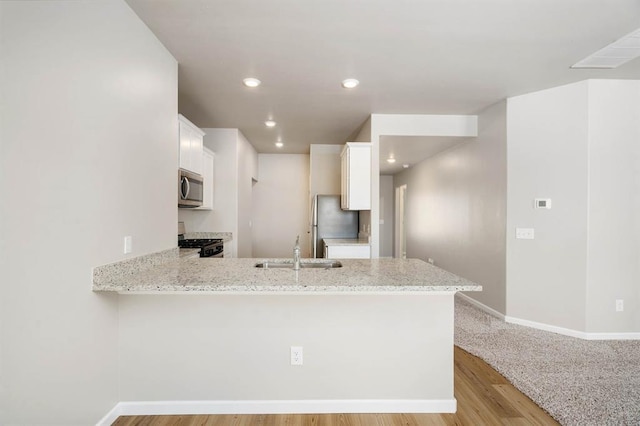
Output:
126 0 640 172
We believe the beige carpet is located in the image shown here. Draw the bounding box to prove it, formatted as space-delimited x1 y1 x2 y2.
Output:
454 295 640 426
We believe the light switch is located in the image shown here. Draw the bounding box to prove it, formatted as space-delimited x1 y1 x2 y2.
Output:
515 228 535 239
535 198 552 209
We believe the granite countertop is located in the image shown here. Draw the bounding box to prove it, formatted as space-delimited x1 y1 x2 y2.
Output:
183 231 232 242
323 238 370 246
93 250 482 294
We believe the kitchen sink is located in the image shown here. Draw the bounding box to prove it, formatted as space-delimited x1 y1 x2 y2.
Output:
255 260 342 269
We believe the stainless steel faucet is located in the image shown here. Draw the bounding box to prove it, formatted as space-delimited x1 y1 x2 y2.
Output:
293 235 301 270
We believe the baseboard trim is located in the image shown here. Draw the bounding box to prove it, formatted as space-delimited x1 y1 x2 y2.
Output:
504 315 587 339
96 403 122 426
504 315 640 341
456 293 505 320
583 332 640 340
97 399 456 423
455 293 639 341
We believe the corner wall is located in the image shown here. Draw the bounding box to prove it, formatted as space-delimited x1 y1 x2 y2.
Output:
585 80 640 333
506 79 640 334
0 0 177 423
393 104 506 313
506 81 590 331
253 154 310 258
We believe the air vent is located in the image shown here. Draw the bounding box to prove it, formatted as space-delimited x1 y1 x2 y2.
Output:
571 29 640 69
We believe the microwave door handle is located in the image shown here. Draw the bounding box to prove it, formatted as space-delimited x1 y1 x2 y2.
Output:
184 177 190 199
180 176 190 199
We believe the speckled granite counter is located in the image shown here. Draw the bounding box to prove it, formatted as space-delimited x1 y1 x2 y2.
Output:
183 231 232 242
93 251 481 294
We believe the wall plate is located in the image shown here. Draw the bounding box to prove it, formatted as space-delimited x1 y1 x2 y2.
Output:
515 228 535 239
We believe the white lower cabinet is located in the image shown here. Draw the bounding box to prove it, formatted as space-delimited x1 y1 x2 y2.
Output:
195 148 215 210
324 243 371 259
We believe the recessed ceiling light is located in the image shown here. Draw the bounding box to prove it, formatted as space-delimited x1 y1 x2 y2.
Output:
275 142 284 148
571 28 640 69
243 78 261 87
341 78 359 89
387 157 396 164
265 120 276 128
403 164 410 168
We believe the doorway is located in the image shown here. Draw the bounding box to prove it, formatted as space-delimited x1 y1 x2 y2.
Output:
394 184 407 259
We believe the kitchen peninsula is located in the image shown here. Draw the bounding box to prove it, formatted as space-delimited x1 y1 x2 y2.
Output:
93 251 481 416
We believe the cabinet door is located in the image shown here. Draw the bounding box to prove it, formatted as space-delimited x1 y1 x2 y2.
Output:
178 114 205 175
195 149 215 210
190 128 203 175
178 121 191 171
326 244 370 259
341 143 371 210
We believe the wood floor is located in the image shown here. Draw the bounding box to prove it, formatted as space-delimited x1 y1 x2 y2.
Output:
113 347 559 426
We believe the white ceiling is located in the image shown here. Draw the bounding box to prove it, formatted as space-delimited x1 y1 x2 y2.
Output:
126 0 640 172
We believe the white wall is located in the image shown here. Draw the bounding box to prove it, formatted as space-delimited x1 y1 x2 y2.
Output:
118 294 454 402
507 79 640 334
379 175 394 257
0 1 177 423
506 81 591 331
238 131 258 258
586 80 640 332
253 154 310 258
309 144 342 197
393 104 506 313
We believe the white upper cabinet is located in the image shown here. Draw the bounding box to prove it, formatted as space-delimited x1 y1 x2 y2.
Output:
178 114 205 175
195 147 215 211
341 142 371 210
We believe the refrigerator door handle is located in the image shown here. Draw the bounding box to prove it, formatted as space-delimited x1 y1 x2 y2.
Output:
311 225 318 258
311 195 318 258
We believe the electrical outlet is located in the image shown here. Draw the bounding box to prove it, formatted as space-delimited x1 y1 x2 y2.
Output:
124 236 132 254
515 228 535 239
616 299 624 312
290 346 303 366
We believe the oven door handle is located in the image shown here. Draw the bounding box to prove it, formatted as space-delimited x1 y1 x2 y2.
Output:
180 176 190 200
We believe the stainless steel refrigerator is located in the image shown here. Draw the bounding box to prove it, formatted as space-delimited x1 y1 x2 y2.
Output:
311 194 359 258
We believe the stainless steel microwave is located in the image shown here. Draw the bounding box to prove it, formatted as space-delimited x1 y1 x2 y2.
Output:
178 169 203 208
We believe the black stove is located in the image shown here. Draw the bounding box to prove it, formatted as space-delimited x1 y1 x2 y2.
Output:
178 238 224 258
